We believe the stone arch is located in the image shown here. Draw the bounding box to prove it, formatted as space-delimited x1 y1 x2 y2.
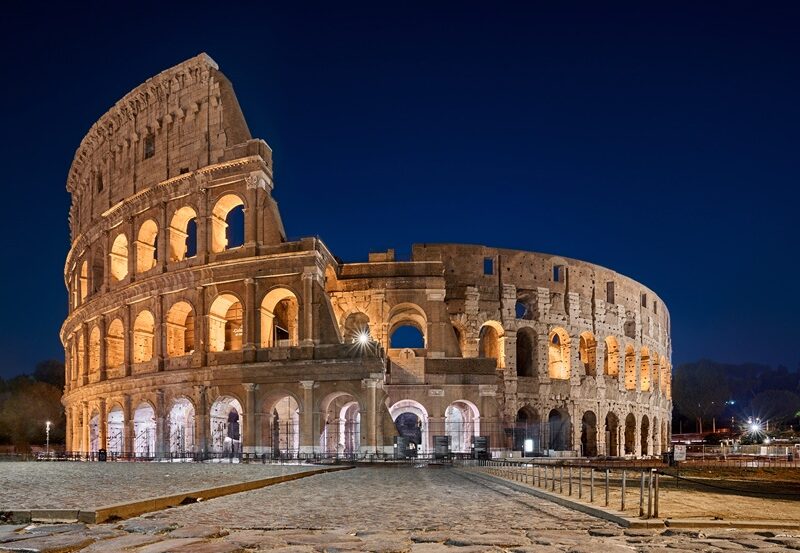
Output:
478 321 504 368
105 318 124 368
211 193 245 253
579 331 597 377
209 293 243 352
319 391 362 455
641 414 650 456
132 310 155 363
514 405 541 454
76 331 85 382
133 401 156 457
91 244 104 294
165 301 195 357
624 413 636 455
580 410 598 457
267 394 300 456
168 205 198 262
260 287 299 347
109 233 129 281
604 336 620 377
209 395 243 454
88 325 101 375
451 319 467 358
342 310 371 343
605 411 620 456
387 303 428 349
445 400 480 453
89 409 100 452
106 404 124 455
168 397 196 456
515 326 536 377
389 399 430 454
547 408 570 451
660 356 668 394
640 346 651 392
135 219 159 273
624 344 636 390
79 260 88 303
651 355 660 392
548 327 570 380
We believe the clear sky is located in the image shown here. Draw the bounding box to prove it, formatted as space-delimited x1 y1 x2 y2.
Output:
1 1 798 377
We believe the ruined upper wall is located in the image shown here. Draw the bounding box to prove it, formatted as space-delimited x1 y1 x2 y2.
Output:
66 53 257 238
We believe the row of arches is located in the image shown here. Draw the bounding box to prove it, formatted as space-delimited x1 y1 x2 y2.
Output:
70 194 246 308
69 288 299 380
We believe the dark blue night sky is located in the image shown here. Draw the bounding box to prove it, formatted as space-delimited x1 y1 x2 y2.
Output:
1 2 798 376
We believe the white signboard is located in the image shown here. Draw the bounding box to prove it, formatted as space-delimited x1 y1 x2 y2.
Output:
673 444 687 461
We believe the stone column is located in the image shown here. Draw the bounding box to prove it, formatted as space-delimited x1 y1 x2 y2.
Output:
299 380 315 454
157 201 168 273
196 386 208 455
98 399 107 451
364 379 378 452
156 390 166 458
127 218 137 283
196 185 209 264
102 230 111 293
124 304 132 377
98 315 107 382
634 414 642 458
81 323 89 386
244 383 257 454
196 286 207 367
155 294 165 371
301 270 315 346
123 395 133 456
243 278 256 362
81 402 90 455
244 177 258 249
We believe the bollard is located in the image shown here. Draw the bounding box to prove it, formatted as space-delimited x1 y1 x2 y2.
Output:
647 469 654 519
654 471 660 518
559 465 563 493
551 465 556 492
578 467 583 499
605 469 609 507
590 468 595 503
568 466 573 496
639 472 645 517
621 470 626 511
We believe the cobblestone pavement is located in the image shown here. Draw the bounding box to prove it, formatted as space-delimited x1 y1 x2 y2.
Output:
0 462 314 509
1 466 799 552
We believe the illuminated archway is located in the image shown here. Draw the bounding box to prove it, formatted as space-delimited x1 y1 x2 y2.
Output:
548 328 570 379
169 398 196 456
624 344 636 390
88 326 101 376
640 347 651 392
166 301 195 357
135 219 158 273
209 294 243 352
478 321 503 368
107 405 124 455
105 318 124 368
133 402 156 457
110 233 129 281
389 399 429 454
579 332 597 377
132 310 155 363
168 206 198 262
210 396 243 455
270 395 299 456
211 194 245 253
260 288 299 347
445 400 480 453
604 336 620 376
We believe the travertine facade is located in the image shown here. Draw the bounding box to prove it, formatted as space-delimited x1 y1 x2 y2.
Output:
61 54 671 459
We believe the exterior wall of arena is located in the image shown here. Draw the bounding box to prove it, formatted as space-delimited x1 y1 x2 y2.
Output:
61 54 672 459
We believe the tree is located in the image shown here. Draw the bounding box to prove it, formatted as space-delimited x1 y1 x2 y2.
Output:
0 380 64 450
750 390 800 426
673 363 730 433
32 360 64 388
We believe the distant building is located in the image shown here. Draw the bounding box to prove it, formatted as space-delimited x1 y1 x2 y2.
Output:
62 54 672 458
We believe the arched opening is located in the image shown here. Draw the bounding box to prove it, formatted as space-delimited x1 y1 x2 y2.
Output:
133 402 156 457
76 331 85 382
105 319 124 368
547 409 570 451
107 405 124 455
514 406 540 454
319 393 361 456
580 411 598 457
89 410 100 452
640 414 650 456
604 336 620 376
211 194 245 253
605 412 619 456
110 233 129 281
389 399 429 455
651 355 660 392
624 413 636 455
135 219 158 273
210 396 243 455
390 325 424 349
660 356 668 394
624 344 636 390
169 398 196 457
271 396 299 457
548 328 570 380
652 416 660 455
662 420 669 453
478 322 503 368
640 347 651 392
579 332 597 377
79 261 88 303
165 301 195 357
452 323 466 357
209 294 243 352
91 246 104 294
342 311 370 343
88 326 101 376
132 310 155 363
445 400 480 453
260 288 299 347
168 206 198 262
516 327 536 377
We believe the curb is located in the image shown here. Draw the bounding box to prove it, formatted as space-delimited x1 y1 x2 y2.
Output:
460 469 800 531
1 466 352 525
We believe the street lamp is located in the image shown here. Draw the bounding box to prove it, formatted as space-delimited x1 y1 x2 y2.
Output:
45 421 51 457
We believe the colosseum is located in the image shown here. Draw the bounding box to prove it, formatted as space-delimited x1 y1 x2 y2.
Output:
61 54 672 460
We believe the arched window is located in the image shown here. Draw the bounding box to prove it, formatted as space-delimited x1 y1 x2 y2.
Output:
604 336 620 376
76 331 85 381
387 303 427 350
515 327 536 377
211 194 245 253
390 325 424 348
579 332 597 377
640 347 651 391
548 328 570 379
91 246 104 294
624 344 636 390
132 310 155 363
135 219 158 273
110 234 129 281
106 319 124 368
166 301 195 357
79 261 88 303
209 294 243 351
660 356 668 394
342 311 370 343
478 322 503 368
168 206 198 262
260 288 299 347
88 326 101 375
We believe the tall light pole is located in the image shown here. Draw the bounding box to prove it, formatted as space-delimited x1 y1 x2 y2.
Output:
46 421 51 457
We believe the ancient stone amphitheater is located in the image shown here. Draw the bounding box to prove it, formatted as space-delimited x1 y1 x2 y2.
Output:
61 54 672 460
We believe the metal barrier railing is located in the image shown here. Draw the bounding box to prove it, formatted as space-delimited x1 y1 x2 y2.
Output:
459 458 662 519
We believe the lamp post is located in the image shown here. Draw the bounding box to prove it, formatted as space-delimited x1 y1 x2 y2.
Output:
45 421 51 457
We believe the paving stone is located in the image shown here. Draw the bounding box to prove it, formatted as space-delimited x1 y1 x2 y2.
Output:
444 534 529 547
169 525 228 539
78 533 164 552
119 519 178 534
170 540 244 553
409 533 450 544
223 530 287 549
587 527 622 537
360 539 413 553
0 531 94 552
131 537 205 553
765 537 800 550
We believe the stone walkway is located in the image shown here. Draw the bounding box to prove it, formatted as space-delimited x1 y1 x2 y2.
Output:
0 462 313 509
1 466 799 552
